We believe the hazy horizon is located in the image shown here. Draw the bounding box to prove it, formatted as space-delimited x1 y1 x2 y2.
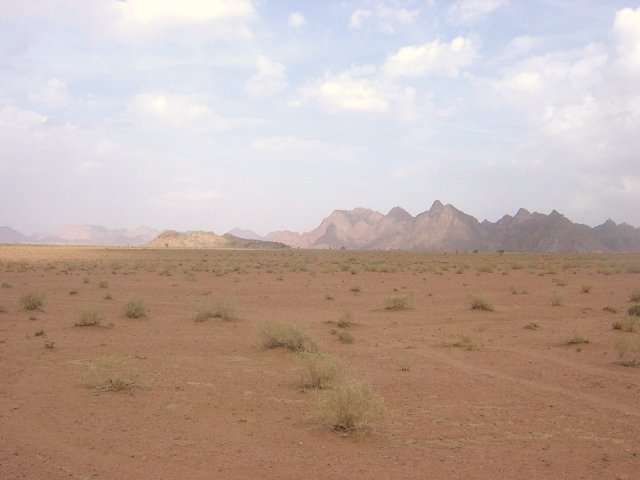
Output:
2 1 639 234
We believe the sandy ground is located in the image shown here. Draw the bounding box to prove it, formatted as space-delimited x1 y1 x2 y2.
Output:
1 246 639 479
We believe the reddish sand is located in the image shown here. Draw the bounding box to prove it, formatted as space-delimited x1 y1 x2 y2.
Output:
1 246 639 479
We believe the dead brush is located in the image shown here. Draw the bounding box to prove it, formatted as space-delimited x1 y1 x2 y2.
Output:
384 294 412 311
317 380 387 435
84 357 143 393
74 308 103 327
615 337 640 367
298 353 339 389
194 300 237 322
470 296 493 312
258 321 318 353
612 315 638 332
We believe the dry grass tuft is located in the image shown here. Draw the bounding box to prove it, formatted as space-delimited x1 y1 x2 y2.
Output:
85 357 143 393
565 332 589 345
258 321 318 353
337 330 354 344
443 335 478 350
612 315 638 332
298 353 340 389
630 290 640 303
615 337 640 367
20 290 45 311
123 297 147 318
470 296 493 311
551 294 563 307
317 380 387 434
194 300 236 322
74 308 103 327
627 305 640 317
384 294 412 311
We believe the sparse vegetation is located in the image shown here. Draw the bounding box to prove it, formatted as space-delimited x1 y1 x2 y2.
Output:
629 290 640 302
85 357 143 392
1 282 11 288
384 294 412 311
74 308 103 327
123 297 147 318
442 335 478 350
628 305 640 317
98 280 109 289
104 292 113 300
337 330 354 344
603 306 618 314
523 322 539 330
470 296 493 312
551 294 563 307
194 300 236 322
615 337 640 367
258 321 317 353
317 380 387 434
298 353 339 389
612 315 638 332
69 288 79 295
581 284 592 293
20 291 45 311
565 333 589 345
336 311 353 329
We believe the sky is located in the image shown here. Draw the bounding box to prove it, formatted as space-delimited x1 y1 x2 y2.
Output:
1 0 640 235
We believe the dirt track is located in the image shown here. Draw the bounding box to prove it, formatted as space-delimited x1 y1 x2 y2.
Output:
1 246 639 479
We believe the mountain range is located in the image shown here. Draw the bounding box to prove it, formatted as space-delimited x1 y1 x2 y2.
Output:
2 201 640 251
265 201 640 252
0 225 159 246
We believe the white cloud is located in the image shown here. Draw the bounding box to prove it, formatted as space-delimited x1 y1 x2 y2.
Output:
28 78 70 108
250 135 362 163
613 7 640 73
448 0 508 25
288 12 306 28
383 37 477 77
245 57 288 99
349 9 371 29
502 35 540 60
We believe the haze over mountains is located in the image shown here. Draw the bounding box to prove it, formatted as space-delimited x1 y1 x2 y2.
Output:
2 201 640 251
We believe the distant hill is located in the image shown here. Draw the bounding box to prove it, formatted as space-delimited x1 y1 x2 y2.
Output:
0 225 158 246
146 230 289 249
227 228 266 241
267 201 640 252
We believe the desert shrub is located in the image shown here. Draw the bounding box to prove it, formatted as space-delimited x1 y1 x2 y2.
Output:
298 353 339 389
104 292 113 300
85 357 143 392
20 291 45 311
395 358 411 372
551 294 563 307
83 277 90 284
324 294 334 301
123 297 147 318
194 300 236 322
565 333 589 345
336 311 353 329
581 284 592 293
258 321 317 352
384 294 412 311
1 282 11 288
34 329 44 336
69 288 79 295
630 291 640 302
350 286 361 294
628 305 640 317
337 330 354 344
615 337 640 367
470 296 493 312
443 335 478 350
612 316 638 332
75 308 103 327
317 380 387 434
98 280 109 289
523 322 539 330
603 306 618 314
0 304 6 313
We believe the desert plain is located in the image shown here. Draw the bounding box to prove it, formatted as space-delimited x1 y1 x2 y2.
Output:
1 245 639 479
